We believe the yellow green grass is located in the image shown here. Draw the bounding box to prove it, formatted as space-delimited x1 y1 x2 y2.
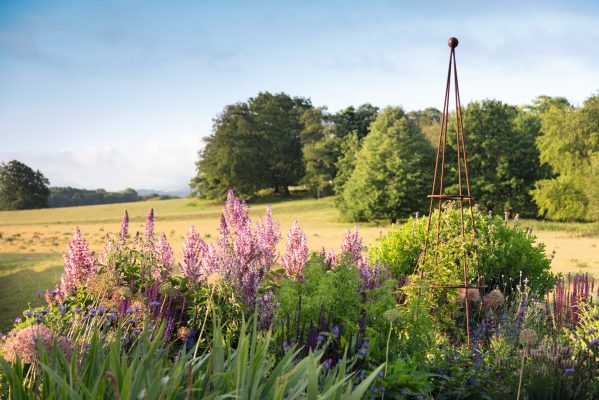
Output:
1 197 598 332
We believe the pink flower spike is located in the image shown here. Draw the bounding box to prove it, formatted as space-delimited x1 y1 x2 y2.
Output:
60 228 97 293
144 209 155 243
340 225 363 264
281 221 308 281
119 210 129 245
181 226 207 283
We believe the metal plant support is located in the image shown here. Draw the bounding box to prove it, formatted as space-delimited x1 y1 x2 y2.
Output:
418 37 484 344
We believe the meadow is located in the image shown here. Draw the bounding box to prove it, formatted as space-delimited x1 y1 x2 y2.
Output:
1 196 598 333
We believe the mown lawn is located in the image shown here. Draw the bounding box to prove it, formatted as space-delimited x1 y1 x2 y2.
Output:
1 196 598 332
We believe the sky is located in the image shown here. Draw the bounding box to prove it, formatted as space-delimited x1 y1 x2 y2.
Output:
1 0 598 191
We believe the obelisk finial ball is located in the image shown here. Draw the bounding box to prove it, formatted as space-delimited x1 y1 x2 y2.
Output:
448 37 459 48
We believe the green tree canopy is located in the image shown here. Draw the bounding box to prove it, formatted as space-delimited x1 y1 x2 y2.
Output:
447 100 545 216
0 160 50 210
329 104 379 139
336 107 435 222
299 108 340 197
190 92 312 199
532 94 599 221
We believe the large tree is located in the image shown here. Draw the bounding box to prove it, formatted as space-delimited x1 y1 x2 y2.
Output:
336 107 435 222
330 104 379 139
532 95 599 221
446 100 545 216
190 92 311 199
0 160 50 210
300 108 340 197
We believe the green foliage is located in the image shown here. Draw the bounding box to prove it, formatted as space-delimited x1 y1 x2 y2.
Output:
300 108 340 197
336 107 435 222
0 318 384 399
447 100 545 217
190 92 311 199
276 255 363 333
329 104 379 140
369 203 555 296
533 94 599 221
0 160 50 211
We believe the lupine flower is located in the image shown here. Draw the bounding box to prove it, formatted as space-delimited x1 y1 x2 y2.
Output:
180 226 207 283
281 221 308 281
60 228 97 293
144 208 155 243
119 210 129 245
153 232 174 282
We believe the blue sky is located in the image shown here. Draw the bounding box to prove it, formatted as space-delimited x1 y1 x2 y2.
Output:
1 0 598 191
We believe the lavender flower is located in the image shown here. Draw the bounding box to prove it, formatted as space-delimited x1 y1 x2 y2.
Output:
281 221 308 281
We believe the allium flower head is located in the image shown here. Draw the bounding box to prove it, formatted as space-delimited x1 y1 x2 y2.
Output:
1 325 57 364
458 288 481 304
519 328 539 347
119 210 129 245
483 289 505 310
61 228 97 293
281 221 308 280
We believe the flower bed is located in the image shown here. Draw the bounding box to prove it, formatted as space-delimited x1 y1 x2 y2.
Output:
1 191 598 399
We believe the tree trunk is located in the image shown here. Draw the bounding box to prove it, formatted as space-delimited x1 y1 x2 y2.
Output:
284 185 290 196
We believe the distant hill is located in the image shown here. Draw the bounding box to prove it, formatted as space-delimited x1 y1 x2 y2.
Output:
136 188 190 198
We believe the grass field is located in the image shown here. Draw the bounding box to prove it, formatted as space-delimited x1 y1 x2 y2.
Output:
1 196 598 332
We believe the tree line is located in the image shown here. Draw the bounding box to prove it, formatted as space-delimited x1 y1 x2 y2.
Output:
0 161 175 210
190 91 599 222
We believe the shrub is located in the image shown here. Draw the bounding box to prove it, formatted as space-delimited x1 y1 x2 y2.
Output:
369 203 555 296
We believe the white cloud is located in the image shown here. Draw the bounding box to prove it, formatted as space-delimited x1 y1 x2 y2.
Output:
0 134 200 191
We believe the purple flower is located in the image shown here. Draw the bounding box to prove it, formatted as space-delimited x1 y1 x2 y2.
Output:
380 387 385 393
362 341 370 349
340 226 363 263
590 338 599 346
35 317 43 323
74 305 81 313
107 313 116 319
149 300 160 306
14 317 21 324
378 371 384 378
60 228 97 293
145 209 154 243
564 367 575 374
358 349 367 357
180 226 208 283
119 210 129 245
332 326 340 336
317 335 324 343
371 387 378 394
281 222 308 281
593 314 599 320
97 305 105 313
588 327 597 334
153 233 174 282
40 309 49 315
25 311 33 318
35 291 42 296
